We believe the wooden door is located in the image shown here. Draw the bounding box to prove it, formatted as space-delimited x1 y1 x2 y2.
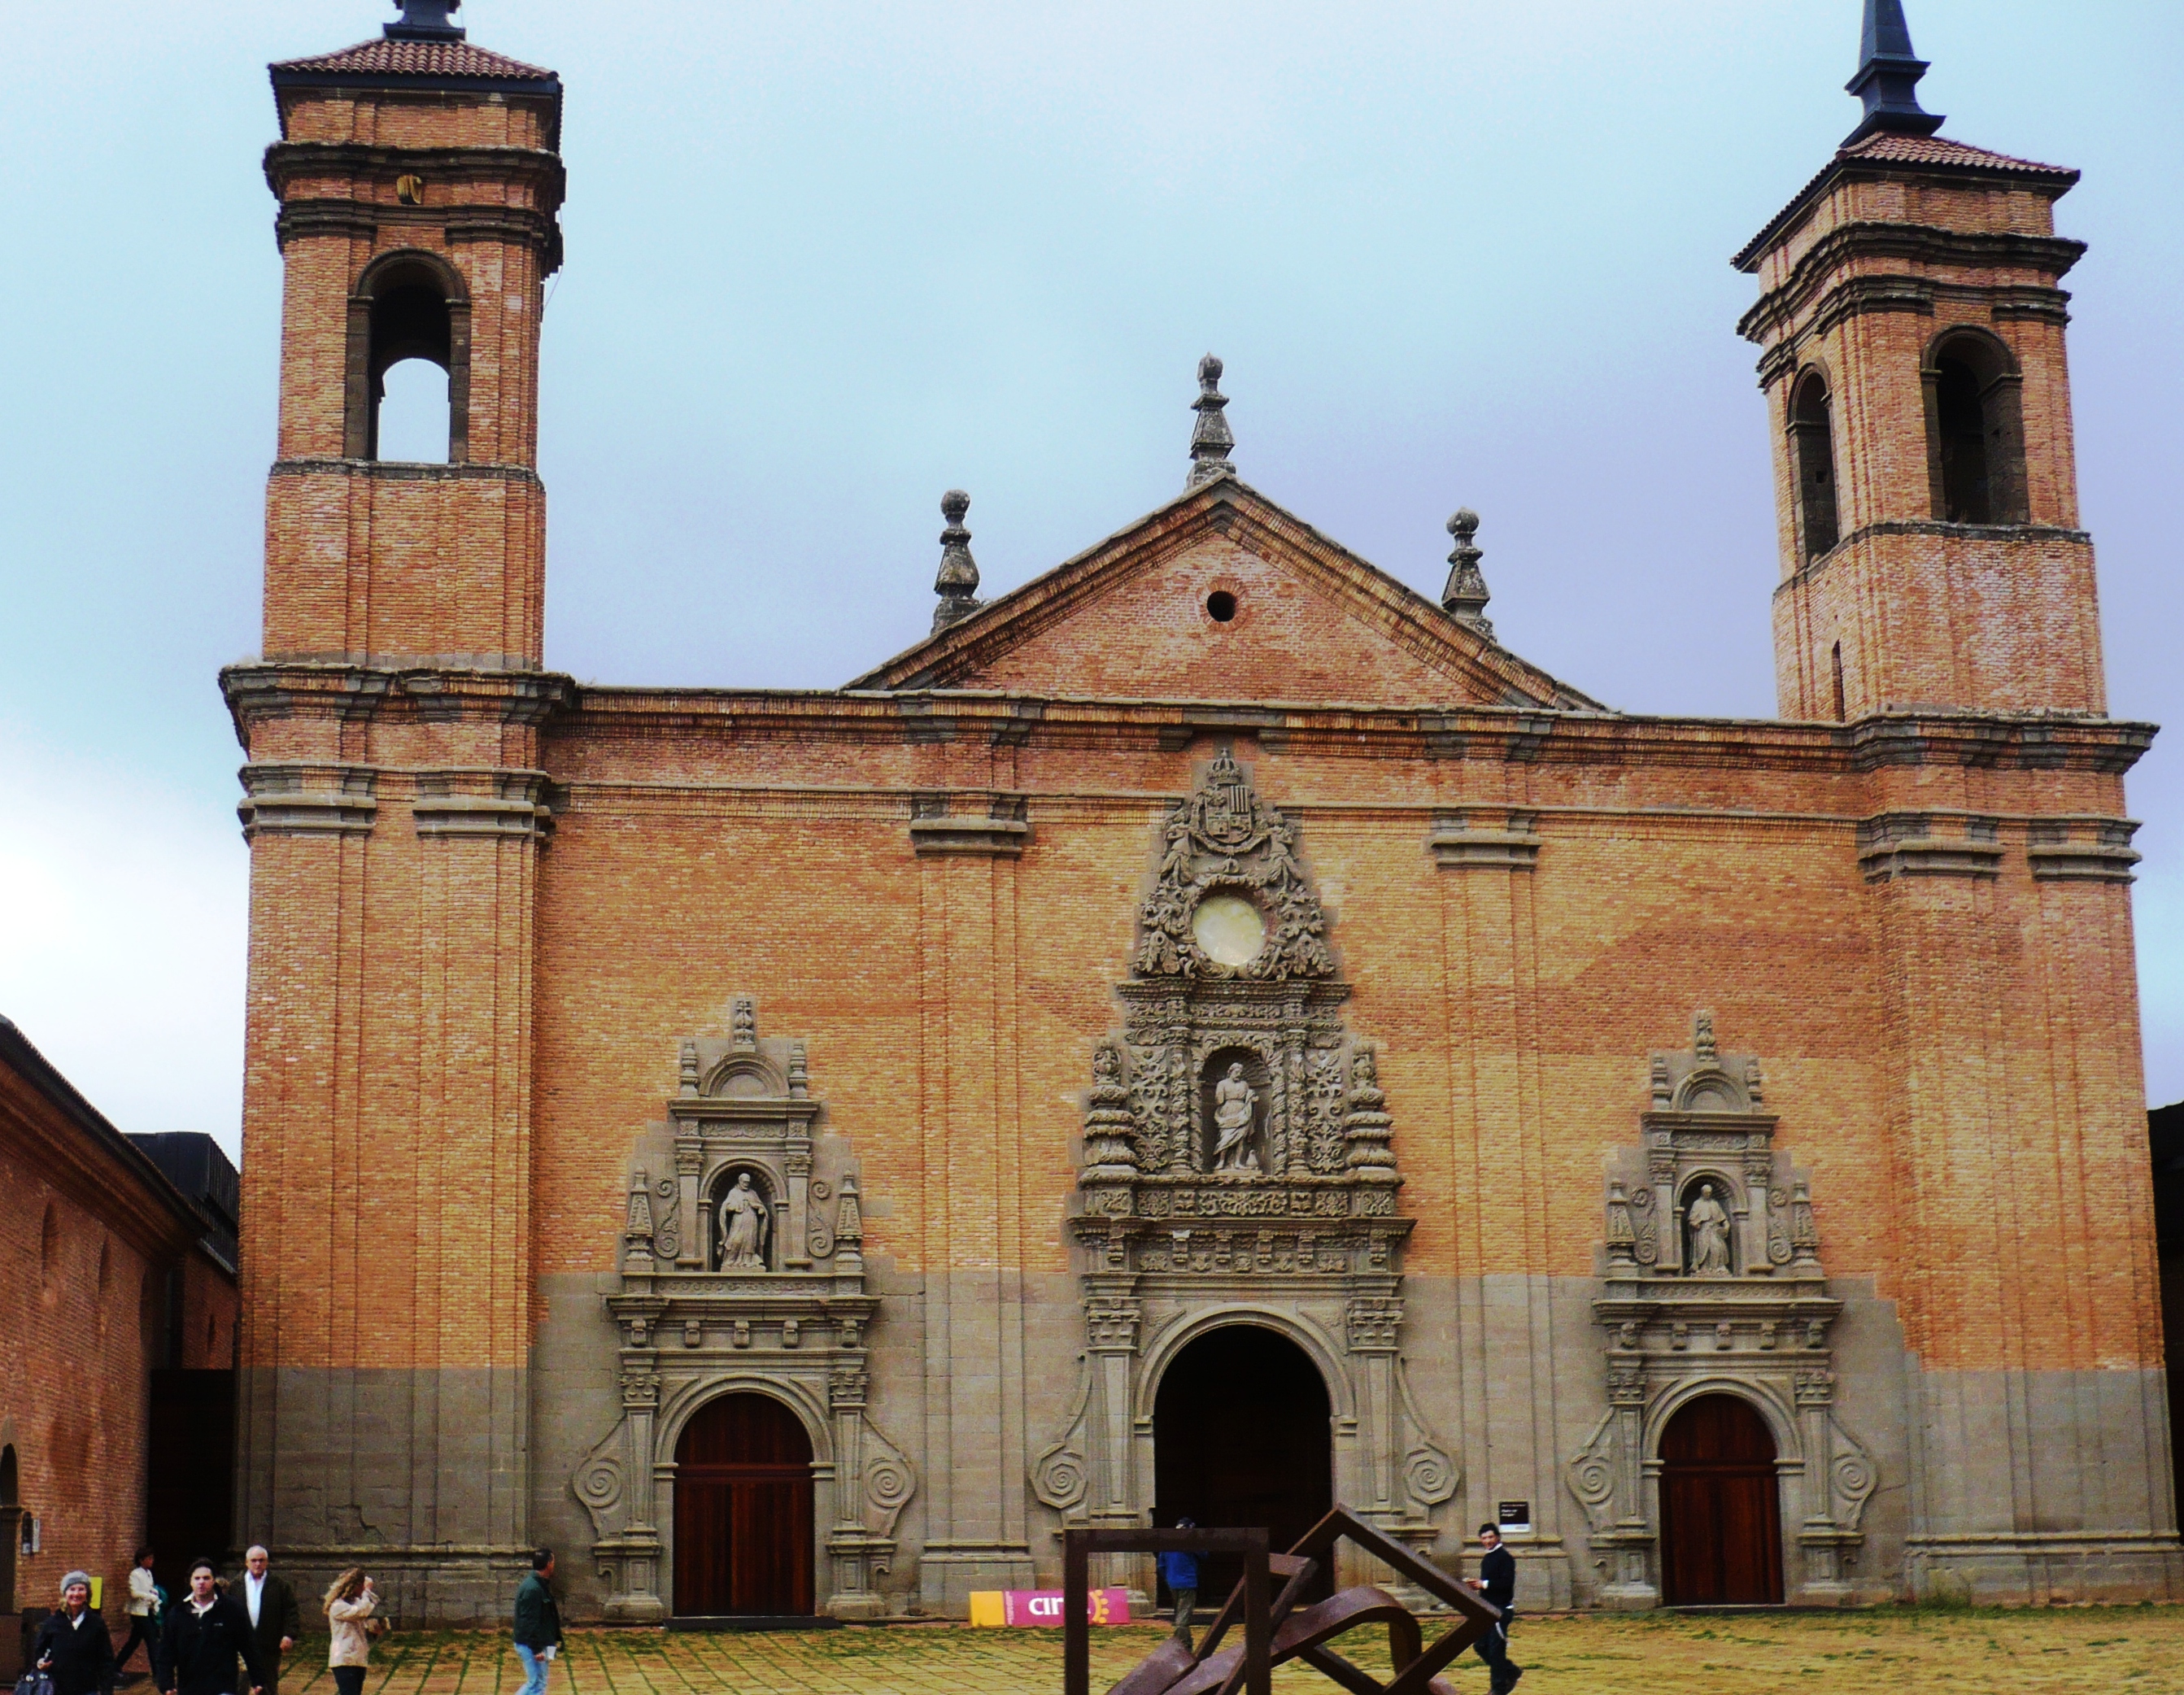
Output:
1659 1393 1784 1606
673 1393 815 1616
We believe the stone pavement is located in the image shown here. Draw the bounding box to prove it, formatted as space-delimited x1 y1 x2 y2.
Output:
277 1608 2184 1695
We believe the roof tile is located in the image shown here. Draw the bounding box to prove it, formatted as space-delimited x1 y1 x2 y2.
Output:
272 37 556 83
1840 129 2073 177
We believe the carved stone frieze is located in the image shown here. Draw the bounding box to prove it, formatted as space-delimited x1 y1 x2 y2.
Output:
578 998 906 1622
1570 1011 1877 1609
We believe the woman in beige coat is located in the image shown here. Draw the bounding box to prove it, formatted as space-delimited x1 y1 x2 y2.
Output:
322 1570 380 1695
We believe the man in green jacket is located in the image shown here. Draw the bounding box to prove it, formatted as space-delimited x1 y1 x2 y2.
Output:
512 1550 560 1695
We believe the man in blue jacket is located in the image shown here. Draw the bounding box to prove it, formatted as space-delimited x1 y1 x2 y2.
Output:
1156 1519 1199 1651
1464 1523 1521 1694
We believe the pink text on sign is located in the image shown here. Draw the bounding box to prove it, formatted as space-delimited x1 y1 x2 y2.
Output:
1004 1587 1131 1626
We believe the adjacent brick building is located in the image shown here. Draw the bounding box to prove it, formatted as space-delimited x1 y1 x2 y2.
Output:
0 1021 238 1668
224 0 2178 1620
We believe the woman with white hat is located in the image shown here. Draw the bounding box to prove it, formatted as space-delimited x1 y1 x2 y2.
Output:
33 1571 117 1695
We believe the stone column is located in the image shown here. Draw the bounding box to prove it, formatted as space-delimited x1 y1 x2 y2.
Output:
1430 804 1574 1609
911 798 1037 1610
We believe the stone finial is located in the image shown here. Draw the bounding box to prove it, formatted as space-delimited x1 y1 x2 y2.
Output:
1342 1044 1396 1171
678 1039 700 1096
386 0 464 41
1694 1009 1717 1062
1441 508 1493 638
1188 355 1236 487
731 996 757 1051
931 489 982 633
1844 0 1944 146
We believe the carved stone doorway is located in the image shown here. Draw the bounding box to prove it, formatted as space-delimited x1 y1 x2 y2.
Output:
1659 1394 1784 1606
1153 1327 1334 1603
672 1393 815 1617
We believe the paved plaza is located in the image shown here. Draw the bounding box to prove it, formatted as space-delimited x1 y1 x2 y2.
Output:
277 1608 2184 1695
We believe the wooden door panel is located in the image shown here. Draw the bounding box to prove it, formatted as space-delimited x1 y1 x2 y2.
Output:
674 1393 817 1616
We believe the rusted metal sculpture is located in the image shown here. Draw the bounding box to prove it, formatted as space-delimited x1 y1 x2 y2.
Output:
1066 1507 1502 1695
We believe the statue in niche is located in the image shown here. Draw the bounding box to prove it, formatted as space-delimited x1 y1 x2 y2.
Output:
1686 1183 1732 1276
719 1172 770 1269
1211 1063 1261 1172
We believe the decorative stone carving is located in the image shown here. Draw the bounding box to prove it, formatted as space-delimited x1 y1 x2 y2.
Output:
1568 1011 1877 1609
580 998 908 1621
1051 750 1452 1580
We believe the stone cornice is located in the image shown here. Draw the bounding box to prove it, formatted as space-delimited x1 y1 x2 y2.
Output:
1734 155 2080 277
221 662 575 747
547 688 2153 778
268 457 541 485
1776 519 2094 591
1737 221 2084 347
264 140 565 203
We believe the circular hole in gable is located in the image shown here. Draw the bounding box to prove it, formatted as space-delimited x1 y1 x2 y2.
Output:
1205 590 1238 622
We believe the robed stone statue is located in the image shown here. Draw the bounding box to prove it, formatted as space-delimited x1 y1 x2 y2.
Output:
1686 1182 1733 1276
1211 1062 1261 1173
720 1171 770 1269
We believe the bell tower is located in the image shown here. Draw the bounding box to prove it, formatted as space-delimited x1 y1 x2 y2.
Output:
1736 0 2103 721
224 0 566 1620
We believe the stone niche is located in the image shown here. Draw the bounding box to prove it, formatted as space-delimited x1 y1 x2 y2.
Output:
573 998 914 1620
1566 1013 1877 1608
1043 749 1456 1595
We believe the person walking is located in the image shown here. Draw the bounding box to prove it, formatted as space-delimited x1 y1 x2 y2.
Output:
1463 1523 1522 1695
116 1551 161 1683
157 1558 267 1695
33 1571 116 1695
511 1550 560 1695
321 1570 381 1695
239 1549 300 1695
1156 1519 1200 1654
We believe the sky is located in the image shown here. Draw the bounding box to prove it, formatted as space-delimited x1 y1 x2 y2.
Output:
2 1 2180 1161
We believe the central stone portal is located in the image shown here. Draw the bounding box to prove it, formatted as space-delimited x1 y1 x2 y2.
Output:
1036 748 1458 1592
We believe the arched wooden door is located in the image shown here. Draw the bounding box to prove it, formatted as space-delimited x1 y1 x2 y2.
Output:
1153 1327 1334 1603
673 1393 814 1617
1659 1393 1784 1606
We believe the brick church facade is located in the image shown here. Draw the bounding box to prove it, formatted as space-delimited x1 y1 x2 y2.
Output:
225 0 2178 1619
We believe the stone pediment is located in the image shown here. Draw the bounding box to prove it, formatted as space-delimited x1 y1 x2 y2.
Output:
845 476 1601 711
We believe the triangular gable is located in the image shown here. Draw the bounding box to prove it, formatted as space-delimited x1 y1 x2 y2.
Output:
844 475 1604 711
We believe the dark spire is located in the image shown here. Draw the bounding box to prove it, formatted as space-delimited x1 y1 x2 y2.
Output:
1844 0 1943 146
386 0 465 41
1188 355 1236 487
1440 508 1493 638
931 490 982 634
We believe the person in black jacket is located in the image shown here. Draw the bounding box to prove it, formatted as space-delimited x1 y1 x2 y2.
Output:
157 1561 267 1695
33 1572 116 1695
1463 1523 1522 1694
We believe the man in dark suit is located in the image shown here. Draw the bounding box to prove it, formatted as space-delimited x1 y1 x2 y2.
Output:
158 1559 267 1695
238 1548 300 1695
1464 1523 1521 1694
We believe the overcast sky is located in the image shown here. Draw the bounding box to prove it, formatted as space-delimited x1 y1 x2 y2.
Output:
2 1 2179 1157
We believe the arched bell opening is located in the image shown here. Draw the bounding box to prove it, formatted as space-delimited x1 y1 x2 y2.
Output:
1153 1324 1335 1603
1658 1392 1785 1606
670 1392 815 1618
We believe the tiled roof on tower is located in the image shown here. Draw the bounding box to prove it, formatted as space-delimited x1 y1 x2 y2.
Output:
271 37 556 85
1732 0 2077 272
270 1 560 128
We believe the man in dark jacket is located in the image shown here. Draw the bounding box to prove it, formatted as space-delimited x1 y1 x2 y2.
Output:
33 1572 116 1695
512 1549 560 1695
1464 1523 1521 1694
158 1560 267 1695
238 1548 301 1695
